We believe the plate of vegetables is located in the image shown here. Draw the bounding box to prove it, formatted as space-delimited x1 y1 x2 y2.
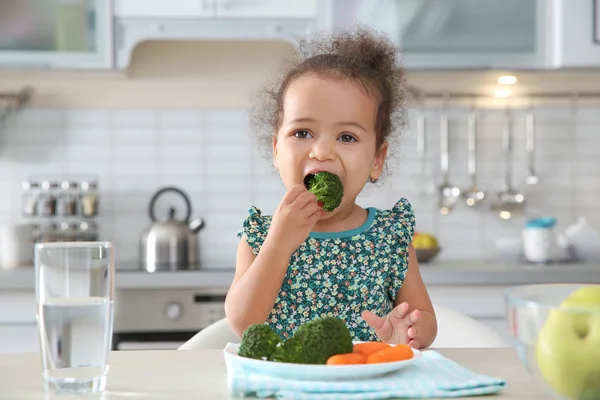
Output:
223 316 421 381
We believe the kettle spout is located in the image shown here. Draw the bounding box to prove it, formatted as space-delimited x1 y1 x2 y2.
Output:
189 217 205 233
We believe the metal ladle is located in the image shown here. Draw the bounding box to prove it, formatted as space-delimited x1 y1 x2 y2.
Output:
462 99 485 207
525 100 540 185
438 95 461 215
492 107 525 220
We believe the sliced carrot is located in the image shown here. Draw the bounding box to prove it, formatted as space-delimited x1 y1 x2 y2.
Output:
366 344 414 364
326 353 367 365
353 342 392 357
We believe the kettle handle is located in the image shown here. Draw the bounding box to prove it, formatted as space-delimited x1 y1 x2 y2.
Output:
149 187 192 223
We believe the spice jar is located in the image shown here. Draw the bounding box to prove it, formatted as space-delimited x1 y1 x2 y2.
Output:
80 180 98 217
21 180 40 217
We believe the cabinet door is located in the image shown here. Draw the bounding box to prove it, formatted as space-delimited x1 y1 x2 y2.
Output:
329 0 556 70
0 324 39 354
558 0 600 67
0 0 113 69
215 0 318 19
114 0 216 18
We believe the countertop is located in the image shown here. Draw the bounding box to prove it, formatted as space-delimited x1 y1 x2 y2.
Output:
0 266 235 291
1 260 599 291
0 348 550 399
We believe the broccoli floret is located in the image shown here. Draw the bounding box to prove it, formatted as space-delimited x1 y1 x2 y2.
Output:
292 316 354 364
238 324 282 360
271 337 304 364
305 172 344 212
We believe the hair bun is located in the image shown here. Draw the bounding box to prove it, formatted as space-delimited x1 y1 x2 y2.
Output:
299 25 400 78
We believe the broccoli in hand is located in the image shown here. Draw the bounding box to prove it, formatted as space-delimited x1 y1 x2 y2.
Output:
293 316 354 364
238 324 282 360
305 172 344 212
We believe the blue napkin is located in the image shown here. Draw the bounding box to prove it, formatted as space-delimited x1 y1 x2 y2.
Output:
226 350 506 399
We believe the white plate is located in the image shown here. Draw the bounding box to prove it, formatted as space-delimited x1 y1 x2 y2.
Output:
223 341 422 381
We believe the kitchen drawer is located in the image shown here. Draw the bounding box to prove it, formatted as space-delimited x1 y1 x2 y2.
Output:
0 324 39 354
0 291 36 324
215 0 318 19
114 0 215 18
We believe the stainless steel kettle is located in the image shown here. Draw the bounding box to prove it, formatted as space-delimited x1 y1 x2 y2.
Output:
139 187 205 272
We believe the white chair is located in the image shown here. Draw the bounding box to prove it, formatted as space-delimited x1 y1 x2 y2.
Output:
178 317 241 350
430 304 508 348
178 304 508 350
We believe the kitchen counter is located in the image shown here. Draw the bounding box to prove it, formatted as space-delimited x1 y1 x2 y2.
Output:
1 261 599 291
419 261 600 286
0 348 549 399
0 267 235 291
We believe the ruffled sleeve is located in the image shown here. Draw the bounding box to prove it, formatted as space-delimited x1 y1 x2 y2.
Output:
237 206 270 256
391 197 416 246
387 197 416 301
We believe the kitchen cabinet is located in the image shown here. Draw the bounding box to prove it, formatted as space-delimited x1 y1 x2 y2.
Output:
557 0 600 68
0 325 39 354
215 0 318 19
328 0 557 70
0 291 38 354
0 0 113 69
113 0 215 19
114 0 318 20
113 0 319 69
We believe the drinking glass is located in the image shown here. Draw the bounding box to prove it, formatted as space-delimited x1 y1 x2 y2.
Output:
35 241 115 394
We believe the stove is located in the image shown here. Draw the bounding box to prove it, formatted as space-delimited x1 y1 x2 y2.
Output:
111 268 231 350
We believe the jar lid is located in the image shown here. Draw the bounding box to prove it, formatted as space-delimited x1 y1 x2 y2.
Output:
525 216 557 229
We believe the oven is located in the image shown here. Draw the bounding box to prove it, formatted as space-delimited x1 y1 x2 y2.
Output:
112 287 227 351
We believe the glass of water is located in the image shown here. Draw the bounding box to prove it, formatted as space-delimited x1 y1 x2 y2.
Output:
35 241 115 394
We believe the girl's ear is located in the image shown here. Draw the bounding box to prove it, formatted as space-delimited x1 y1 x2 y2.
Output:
370 141 388 180
272 135 279 169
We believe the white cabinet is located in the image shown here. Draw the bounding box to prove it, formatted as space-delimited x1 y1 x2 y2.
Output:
557 0 600 67
114 0 318 20
0 291 38 354
0 325 39 354
113 0 319 69
328 0 557 70
114 0 215 19
215 0 318 19
0 0 113 69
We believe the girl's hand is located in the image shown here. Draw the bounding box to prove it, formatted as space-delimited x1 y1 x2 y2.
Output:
361 302 421 348
265 184 321 255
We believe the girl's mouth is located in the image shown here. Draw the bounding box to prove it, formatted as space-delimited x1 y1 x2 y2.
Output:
303 173 316 190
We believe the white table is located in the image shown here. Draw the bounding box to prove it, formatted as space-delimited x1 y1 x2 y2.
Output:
0 348 550 399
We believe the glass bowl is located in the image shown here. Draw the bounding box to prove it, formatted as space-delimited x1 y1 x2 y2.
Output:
504 283 600 400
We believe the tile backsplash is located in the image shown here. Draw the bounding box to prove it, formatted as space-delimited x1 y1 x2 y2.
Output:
0 105 599 267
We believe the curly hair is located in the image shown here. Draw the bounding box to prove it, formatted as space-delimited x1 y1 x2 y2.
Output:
249 25 408 176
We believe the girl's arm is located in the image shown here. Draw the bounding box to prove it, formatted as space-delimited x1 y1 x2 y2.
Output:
224 236 292 337
395 244 438 348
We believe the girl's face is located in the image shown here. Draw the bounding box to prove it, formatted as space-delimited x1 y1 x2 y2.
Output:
273 74 387 214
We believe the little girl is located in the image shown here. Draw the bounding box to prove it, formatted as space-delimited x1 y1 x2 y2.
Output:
225 27 437 349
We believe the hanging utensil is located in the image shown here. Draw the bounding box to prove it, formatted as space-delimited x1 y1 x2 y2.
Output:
492 107 525 220
411 95 435 196
438 94 461 215
525 98 540 185
462 97 485 207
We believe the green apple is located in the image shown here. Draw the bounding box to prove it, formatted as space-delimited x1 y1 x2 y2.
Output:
535 285 600 400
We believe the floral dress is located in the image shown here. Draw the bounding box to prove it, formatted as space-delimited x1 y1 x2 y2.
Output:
238 198 415 341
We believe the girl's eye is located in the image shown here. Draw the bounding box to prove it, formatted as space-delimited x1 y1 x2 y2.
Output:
293 130 313 139
339 134 357 143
